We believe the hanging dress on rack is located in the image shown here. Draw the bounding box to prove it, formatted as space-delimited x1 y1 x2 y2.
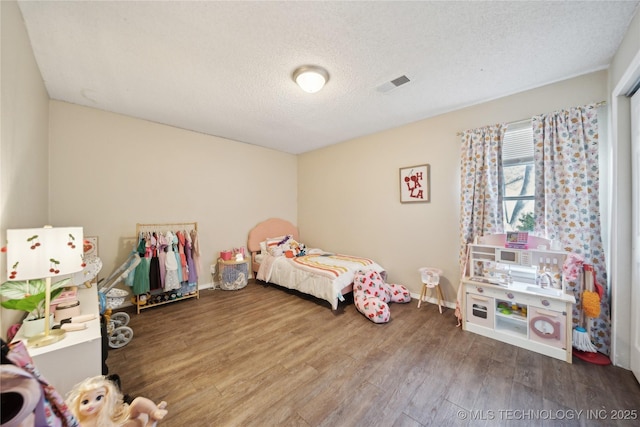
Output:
184 231 197 295
132 234 151 296
190 229 201 277
176 231 189 283
172 232 184 287
157 232 167 289
164 231 181 292
148 233 161 291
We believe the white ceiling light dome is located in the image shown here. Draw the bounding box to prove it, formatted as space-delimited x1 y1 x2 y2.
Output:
293 65 329 93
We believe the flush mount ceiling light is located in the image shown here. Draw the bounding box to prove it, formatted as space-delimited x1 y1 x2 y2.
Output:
292 65 329 93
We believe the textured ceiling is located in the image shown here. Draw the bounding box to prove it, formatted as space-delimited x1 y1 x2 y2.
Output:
17 1 639 154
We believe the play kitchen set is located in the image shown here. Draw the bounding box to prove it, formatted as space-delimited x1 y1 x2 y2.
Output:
462 232 576 363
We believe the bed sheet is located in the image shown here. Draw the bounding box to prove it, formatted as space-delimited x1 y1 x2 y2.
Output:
256 251 385 310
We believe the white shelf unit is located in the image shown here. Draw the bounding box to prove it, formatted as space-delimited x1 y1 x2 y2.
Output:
494 305 528 338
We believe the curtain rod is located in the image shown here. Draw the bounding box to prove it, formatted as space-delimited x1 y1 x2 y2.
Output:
456 100 607 136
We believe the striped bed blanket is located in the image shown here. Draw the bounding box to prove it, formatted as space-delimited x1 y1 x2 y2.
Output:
256 251 385 309
291 254 377 278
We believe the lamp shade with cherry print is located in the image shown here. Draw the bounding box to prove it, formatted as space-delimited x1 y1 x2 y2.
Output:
6 226 84 347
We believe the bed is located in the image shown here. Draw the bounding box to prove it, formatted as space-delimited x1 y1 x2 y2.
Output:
247 218 386 310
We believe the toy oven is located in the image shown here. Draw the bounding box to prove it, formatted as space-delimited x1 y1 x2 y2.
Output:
466 294 494 328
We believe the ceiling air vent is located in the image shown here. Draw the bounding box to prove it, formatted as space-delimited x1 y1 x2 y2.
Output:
377 75 411 93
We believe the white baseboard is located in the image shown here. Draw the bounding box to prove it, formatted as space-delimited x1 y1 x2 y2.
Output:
410 291 455 310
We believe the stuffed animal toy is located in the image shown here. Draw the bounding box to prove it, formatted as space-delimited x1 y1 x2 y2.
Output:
284 240 299 258
352 270 411 323
65 375 168 427
296 242 306 257
284 240 307 258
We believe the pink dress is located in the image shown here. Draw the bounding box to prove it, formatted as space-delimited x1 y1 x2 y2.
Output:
176 231 189 282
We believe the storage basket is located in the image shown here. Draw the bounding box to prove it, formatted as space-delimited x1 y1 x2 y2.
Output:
219 261 249 291
106 288 129 309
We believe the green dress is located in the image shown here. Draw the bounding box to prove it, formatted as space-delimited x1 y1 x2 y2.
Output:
132 237 150 295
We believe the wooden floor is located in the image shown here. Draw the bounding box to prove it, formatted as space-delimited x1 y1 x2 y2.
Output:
107 280 640 426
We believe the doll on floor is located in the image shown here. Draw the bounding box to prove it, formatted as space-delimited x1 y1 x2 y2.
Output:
66 375 168 427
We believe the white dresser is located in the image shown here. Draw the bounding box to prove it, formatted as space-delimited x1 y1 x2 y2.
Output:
11 284 103 395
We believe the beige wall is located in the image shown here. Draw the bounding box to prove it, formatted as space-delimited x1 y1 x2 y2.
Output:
1 1 52 337
1 0 298 341
299 71 609 303
48 101 298 287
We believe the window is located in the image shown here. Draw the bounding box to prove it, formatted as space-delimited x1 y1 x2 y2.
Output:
502 121 534 231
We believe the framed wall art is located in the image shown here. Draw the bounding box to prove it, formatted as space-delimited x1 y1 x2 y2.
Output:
77 236 99 286
83 236 98 260
399 164 430 203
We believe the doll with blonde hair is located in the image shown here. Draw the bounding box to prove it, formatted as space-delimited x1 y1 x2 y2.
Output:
65 375 167 427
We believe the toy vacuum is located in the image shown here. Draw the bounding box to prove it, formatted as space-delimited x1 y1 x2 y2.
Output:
572 264 610 365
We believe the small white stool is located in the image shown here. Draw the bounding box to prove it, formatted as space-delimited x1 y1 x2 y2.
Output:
418 267 444 313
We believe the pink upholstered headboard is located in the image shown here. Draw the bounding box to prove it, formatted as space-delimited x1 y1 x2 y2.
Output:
247 218 299 273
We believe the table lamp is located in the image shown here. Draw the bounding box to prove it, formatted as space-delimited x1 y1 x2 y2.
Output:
6 226 84 347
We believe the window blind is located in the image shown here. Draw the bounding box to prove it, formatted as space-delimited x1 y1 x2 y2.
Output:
503 120 533 165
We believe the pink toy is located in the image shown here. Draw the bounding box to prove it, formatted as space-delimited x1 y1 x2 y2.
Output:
562 252 584 281
353 270 411 323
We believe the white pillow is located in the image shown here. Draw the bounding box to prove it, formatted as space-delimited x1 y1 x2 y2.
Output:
266 235 293 256
265 235 284 249
269 246 285 257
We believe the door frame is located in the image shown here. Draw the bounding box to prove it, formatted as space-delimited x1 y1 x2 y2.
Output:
630 89 640 380
610 49 640 370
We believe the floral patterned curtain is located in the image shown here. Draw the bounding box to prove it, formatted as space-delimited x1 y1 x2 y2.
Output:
455 125 505 325
532 104 610 354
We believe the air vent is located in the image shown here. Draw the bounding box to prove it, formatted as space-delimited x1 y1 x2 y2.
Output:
376 75 411 93
391 75 410 87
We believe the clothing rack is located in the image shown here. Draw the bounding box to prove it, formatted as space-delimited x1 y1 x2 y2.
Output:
133 222 200 314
